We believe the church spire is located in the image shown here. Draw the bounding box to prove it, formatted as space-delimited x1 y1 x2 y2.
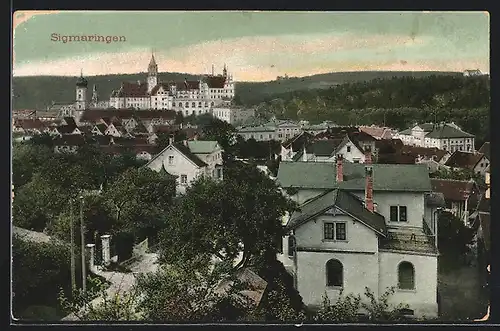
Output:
148 50 158 77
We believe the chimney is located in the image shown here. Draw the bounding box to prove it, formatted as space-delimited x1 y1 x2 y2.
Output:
168 135 174 145
365 165 374 212
336 154 343 182
183 139 188 147
101 235 111 266
364 149 372 164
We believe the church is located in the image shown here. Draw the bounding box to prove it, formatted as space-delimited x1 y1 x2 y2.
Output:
56 53 236 118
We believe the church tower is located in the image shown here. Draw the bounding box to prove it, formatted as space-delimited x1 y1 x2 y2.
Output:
147 52 158 93
91 84 99 105
223 63 228 78
75 70 88 110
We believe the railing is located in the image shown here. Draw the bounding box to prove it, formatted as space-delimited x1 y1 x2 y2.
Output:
422 217 437 249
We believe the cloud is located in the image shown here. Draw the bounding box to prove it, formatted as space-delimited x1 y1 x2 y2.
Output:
13 32 489 81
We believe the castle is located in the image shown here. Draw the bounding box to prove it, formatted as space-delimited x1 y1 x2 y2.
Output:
56 53 236 118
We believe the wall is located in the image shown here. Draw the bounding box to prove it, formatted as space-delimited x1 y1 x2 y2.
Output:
337 142 366 163
147 146 201 190
294 214 379 253
379 251 438 318
351 191 426 229
296 250 380 307
473 156 490 176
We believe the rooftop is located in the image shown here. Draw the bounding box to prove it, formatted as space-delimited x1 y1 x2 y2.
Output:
277 161 432 192
444 151 485 170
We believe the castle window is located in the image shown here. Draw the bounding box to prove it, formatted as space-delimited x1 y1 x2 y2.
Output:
398 261 415 290
326 259 343 287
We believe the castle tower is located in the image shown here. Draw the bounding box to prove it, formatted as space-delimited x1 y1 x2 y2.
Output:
91 84 98 105
223 63 227 78
75 70 88 110
147 52 158 93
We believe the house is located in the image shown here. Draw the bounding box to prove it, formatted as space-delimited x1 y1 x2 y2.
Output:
478 142 490 162
280 132 315 161
359 125 397 140
276 156 440 318
104 122 131 138
12 119 47 135
430 179 480 225
53 135 86 153
91 124 108 135
238 125 277 141
293 135 371 164
145 138 224 194
211 104 256 125
463 69 483 77
394 123 475 152
444 151 489 176
301 121 336 135
315 129 378 160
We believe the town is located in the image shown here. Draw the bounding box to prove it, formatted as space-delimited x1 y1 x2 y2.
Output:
12 11 490 324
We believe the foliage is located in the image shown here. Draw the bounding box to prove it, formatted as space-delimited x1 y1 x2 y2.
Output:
58 277 140 321
234 138 282 160
12 143 54 189
103 167 176 242
155 131 187 150
12 173 69 231
431 168 485 187
438 211 475 267
314 291 361 322
159 161 296 268
12 235 75 319
134 261 252 321
313 287 409 322
361 287 410 322
197 115 238 158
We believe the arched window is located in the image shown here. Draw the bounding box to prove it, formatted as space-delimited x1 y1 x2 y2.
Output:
326 259 343 287
398 261 415 290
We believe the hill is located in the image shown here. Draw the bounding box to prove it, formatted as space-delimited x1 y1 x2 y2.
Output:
12 71 460 110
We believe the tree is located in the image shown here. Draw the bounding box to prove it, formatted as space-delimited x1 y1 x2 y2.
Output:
58 277 141 321
315 291 361 322
438 211 475 266
13 173 69 231
134 261 252 321
159 161 297 269
199 117 237 156
361 287 410 322
103 168 177 242
12 143 54 189
12 235 74 320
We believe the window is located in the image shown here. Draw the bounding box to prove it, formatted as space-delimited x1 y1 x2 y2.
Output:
346 146 351 152
288 236 295 257
180 175 187 184
324 222 347 241
398 261 415 290
390 206 407 222
168 155 174 164
326 259 343 287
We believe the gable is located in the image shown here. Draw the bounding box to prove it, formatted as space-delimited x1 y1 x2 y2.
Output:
145 143 207 169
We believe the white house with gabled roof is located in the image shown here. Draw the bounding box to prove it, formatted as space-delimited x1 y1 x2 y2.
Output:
145 138 223 194
276 153 443 319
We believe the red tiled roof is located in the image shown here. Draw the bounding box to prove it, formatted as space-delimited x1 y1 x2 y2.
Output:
478 142 490 160
80 109 136 123
176 80 200 91
205 75 226 89
14 119 46 130
359 126 395 140
400 146 449 161
120 81 149 97
445 151 485 170
134 110 176 120
377 152 416 165
153 124 180 134
431 178 480 203
53 135 86 146
150 83 174 96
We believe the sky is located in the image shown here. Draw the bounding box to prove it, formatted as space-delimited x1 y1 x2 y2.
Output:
12 11 490 82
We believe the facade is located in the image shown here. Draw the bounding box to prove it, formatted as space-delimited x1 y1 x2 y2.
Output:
394 123 475 152
444 151 490 176
108 56 235 116
211 104 255 125
431 178 480 225
54 54 236 118
276 158 441 318
238 120 302 142
145 139 223 194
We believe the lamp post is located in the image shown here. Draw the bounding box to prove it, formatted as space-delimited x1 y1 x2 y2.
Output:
80 194 86 293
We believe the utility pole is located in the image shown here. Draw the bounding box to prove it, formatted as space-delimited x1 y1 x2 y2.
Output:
80 195 86 293
70 198 76 293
